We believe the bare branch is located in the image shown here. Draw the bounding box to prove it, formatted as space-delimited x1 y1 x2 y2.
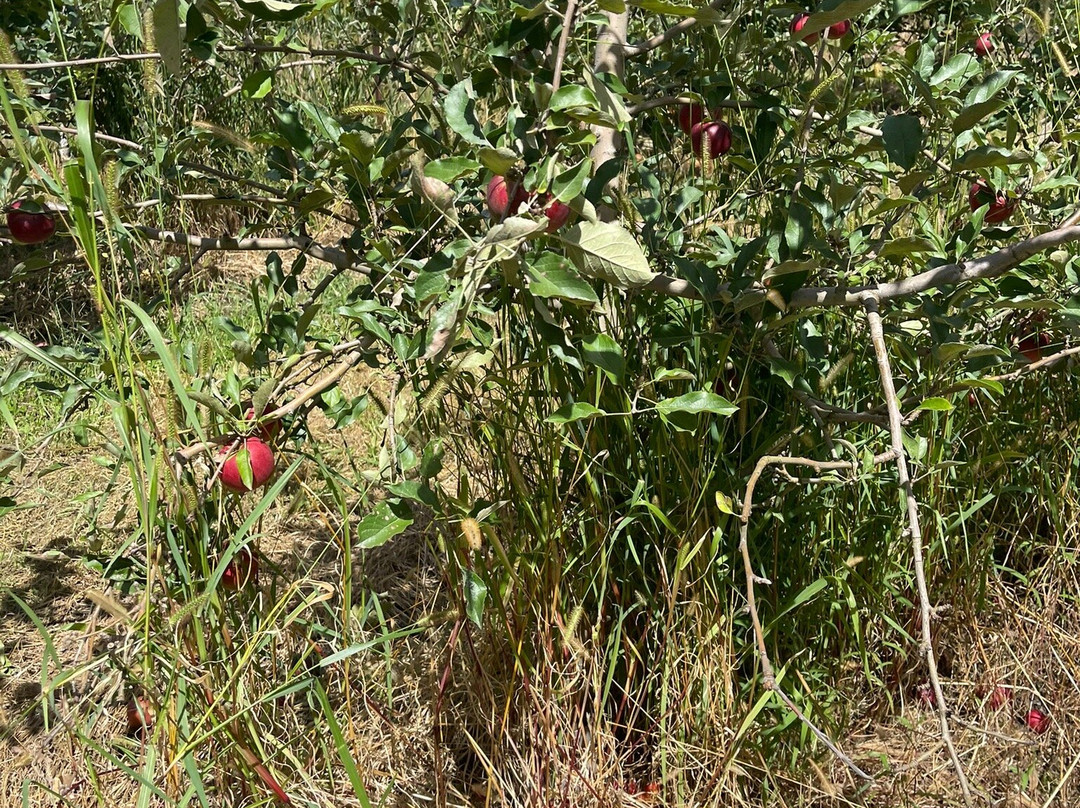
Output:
0 53 161 71
550 0 579 96
647 218 1080 309
734 453 893 786
863 296 975 806
623 0 729 56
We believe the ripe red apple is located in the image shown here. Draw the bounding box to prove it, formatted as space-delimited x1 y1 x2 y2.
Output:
6 200 56 245
677 102 706 135
486 176 529 221
244 404 282 441
218 437 275 493
974 33 994 57
1026 708 1050 734
542 196 571 232
790 12 818 44
690 121 733 159
222 545 259 590
988 685 1011 710
827 19 851 38
1018 331 1051 362
126 695 153 738
968 179 1016 223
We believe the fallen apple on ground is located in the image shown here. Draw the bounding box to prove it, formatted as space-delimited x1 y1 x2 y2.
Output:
222 545 259 590
126 695 153 739
1026 708 1050 734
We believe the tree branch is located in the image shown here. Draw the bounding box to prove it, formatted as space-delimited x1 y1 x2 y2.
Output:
863 296 974 806
623 0 728 56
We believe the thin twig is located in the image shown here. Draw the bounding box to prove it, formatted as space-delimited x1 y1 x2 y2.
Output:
863 295 974 806
733 453 894 786
0 53 161 70
550 0 579 96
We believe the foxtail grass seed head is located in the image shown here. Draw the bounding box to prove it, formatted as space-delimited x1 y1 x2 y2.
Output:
341 103 388 118
0 30 29 101
461 517 483 551
141 10 160 97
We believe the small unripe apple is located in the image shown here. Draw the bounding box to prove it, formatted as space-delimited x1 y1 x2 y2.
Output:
974 33 994 57
827 19 851 38
542 196 571 232
790 13 818 44
690 121 733 159
222 545 259 590
6 200 56 245
218 437 275 493
126 695 153 738
1026 708 1050 734
968 179 1016 223
486 176 529 221
677 102 706 135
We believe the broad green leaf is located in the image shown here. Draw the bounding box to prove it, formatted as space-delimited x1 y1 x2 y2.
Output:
559 221 656 288
952 98 1008 133
548 85 600 113
464 570 488 626
893 0 934 15
954 146 1030 170
236 0 314 20
425 157 481 182
551 159 592 201
356 502 413 549
242 69 273 99
445 80 491 146
152 0 183 76
880 114 922 170
930 54 980 87
527 258 600 305
964 70 1020 105
580 333 624 383
917 397 954 412
879 237 937 257
546 402 606 424
478 147 518 175
656 391 737 418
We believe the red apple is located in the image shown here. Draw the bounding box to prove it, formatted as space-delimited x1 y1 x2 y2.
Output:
6 200 56 245
126 695 153 738
486 176 529 221
542 196 571 232
690 121 733 159
218 437 275 493
790 12 818 44
1018 331 1051 363
222 545 259 590
988 685 1011 710
1026 708 1050 734
244 404 282 441
974 33 994 57
916 683 936 707
677 102 706 135
968 179 1016 223
827 19 851 38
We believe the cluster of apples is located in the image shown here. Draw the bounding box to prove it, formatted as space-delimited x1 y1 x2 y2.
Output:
789 12 851 43
485 175 572 232
5 200 56 245
676 103 732 160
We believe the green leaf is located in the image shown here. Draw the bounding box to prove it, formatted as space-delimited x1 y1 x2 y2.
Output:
444 80 490 147
796 0 878 36
559 221 656 288
893 0 934 15
580 333 624 383
235 0 314 21
527 255 599 304
464 570 488 626
930 54 980 87
385 481 439 507
656 391 737 418
548 85 600 113
879 236 938 257
242 69 274 99
954 146 1030 170
152 0 183 76
271 105 314 159
551 159 592 201
784 202 813 254
964 70 1020 106
478 147 518 175
424 157 481 183
546 402 606 424
917 397 954 412
880 114 922 170
356 502 413 549
952 98 1008 133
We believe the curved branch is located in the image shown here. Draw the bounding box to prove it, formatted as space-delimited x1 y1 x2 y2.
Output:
0 53 161 71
